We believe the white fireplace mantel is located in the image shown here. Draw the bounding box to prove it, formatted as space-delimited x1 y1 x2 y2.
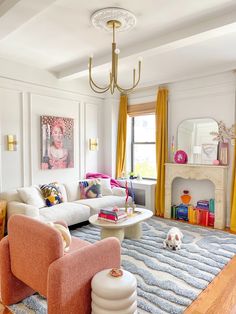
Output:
164 163 228 229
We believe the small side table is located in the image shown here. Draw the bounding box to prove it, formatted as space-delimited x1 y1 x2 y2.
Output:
91 269 137 314
0 200 7 240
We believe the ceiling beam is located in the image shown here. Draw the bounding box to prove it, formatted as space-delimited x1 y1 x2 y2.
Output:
56 9 236 81
0 0 57 40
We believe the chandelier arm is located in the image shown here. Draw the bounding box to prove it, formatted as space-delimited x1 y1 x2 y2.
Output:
116 76 141 93
116 61 141 93
89 80 111 94
89 71 111 90
90 75 111 91
89 57 111 90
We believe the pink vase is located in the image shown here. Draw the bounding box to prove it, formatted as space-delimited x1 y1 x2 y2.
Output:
218 142 228 165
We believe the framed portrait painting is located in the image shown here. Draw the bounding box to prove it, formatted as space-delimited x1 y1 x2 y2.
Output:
41 115 74 170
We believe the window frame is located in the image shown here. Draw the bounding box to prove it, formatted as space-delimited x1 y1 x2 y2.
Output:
131 115 156 180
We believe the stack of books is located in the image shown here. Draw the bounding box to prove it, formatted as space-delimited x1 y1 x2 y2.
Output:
171 198 215 227
98 208 127 223
196 200 210 226
196 200 209 210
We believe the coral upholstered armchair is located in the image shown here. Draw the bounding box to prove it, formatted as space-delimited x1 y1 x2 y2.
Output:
0 215 121 314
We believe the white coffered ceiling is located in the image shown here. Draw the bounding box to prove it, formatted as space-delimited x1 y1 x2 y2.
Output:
0 0 236 89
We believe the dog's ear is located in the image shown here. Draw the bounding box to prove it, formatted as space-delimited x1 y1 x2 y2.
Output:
168 234 172 241
175 234 179 241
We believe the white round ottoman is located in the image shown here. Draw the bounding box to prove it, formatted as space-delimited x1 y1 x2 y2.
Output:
91 268 137 314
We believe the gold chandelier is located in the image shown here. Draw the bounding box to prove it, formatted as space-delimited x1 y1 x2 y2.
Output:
89 9 141 95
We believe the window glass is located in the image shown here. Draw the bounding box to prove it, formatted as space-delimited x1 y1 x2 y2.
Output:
131 114 156 179
133 144 156 179
134 115 155 142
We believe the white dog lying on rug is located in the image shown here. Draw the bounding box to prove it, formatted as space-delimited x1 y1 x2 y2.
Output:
163 227 183 251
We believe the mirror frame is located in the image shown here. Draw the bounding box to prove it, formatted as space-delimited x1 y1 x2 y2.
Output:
176 117 219 165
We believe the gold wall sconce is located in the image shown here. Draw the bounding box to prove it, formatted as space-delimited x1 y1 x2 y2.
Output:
7 135 17 151
89 138 99 151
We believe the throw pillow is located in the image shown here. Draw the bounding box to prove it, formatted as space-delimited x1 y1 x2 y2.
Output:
100 178 112 196
47 222 71 252
79 179 102 199
17 186 45 208
40 182 63 207
112 187 126 197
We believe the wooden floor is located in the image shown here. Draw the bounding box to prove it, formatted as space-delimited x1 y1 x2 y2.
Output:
185 254 236 314
0 304 10 314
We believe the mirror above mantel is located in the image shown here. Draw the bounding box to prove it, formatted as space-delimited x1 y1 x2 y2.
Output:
177 118 218 164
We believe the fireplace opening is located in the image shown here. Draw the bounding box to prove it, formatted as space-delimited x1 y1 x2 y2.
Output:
172 178 215 208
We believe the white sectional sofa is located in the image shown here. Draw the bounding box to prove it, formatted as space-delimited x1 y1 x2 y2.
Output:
0 180 130 227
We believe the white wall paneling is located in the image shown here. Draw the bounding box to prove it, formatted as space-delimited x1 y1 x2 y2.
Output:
0 88 23 190
84 102 99 175
0 74 102 191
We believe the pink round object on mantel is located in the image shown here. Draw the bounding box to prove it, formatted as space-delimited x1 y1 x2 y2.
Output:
174 150 188 164
213 160 220 165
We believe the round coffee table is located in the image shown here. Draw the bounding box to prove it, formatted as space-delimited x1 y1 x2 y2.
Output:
89 208 153 242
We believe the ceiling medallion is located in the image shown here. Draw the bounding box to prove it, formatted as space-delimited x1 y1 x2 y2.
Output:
89 7 141 95
91 7 136 32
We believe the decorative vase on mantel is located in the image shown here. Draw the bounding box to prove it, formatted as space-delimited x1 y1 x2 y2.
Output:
218 141 229 166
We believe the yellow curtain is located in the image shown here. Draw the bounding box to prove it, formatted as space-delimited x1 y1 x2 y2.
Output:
155 88 168 217
230 141 236 231
116 94 128 178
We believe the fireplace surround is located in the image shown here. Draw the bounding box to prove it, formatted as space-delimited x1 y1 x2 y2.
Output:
164 163 228 229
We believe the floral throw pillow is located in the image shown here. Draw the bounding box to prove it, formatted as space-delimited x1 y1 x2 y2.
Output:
79 179 102 199
40 182 63 207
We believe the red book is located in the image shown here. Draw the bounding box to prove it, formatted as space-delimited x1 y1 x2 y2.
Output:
98 213 117 221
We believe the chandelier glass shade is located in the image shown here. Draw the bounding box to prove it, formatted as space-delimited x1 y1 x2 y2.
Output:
89 9 141 95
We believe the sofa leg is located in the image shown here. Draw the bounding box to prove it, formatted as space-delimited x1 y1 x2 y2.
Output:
0 237 35 305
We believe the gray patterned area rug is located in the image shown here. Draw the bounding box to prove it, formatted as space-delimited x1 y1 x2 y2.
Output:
8 217 236 314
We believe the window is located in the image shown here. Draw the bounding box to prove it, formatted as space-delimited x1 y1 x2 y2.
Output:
130 115 156 179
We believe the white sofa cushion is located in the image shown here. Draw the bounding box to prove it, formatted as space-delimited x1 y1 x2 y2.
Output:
112 187 126 197
57 183 68 202
100 178 112 196
75 195 132 215
63 182 80 202
39 202 90 226
0 190 21 202
7 201 40 219
17 186 45 208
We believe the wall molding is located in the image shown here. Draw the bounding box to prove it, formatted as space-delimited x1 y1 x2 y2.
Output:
0 74 104 101
19 92 25 187
29 94 33 186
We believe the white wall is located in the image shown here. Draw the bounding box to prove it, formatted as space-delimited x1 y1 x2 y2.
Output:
0 60 103 191
101 71 236 225
101 93 120 178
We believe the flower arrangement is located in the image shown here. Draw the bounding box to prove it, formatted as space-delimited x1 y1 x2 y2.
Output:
210 121 236 143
